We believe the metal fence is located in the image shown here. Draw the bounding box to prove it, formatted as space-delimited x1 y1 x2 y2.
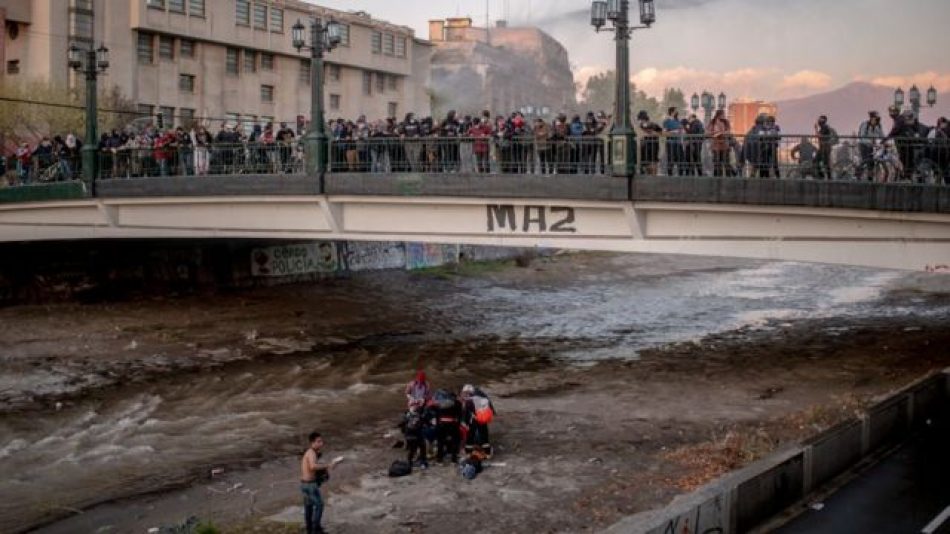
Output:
3 135 948 186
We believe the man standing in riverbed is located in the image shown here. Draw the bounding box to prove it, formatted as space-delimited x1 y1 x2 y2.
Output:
301 431 341 534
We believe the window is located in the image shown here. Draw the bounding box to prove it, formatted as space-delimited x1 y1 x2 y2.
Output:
226 47 239 74
179 74 195 93
299 60 311 84
180 39 195 58
261 85 274 102
189 0 205 17
376 73 385 93
70 0 93 9
253 4 267 29
388 102 398 118
395 37 407 58
168 0 185 13
383 33 394 56
138 104 155 117
371 31 382 54
328 64 340 82
244 50 256 73
337 24 350 46
159 106 175 126
6 60 20 75
137 33 154 64
235 0 250 25
159 36 175 60
261 53 274 71
329 94 340 111
270 7 283 32
147 0 165 8
387 75 397 91
69 11 93 42
180 108 196 128
362 71 372 95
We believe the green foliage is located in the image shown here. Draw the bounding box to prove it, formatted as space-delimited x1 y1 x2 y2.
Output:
193 521 220 534
579 70 689 120
0 81 136 147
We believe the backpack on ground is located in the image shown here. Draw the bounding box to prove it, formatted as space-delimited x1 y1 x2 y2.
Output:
388 460 412 477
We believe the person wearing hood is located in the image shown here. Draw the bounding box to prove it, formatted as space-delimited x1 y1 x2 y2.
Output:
405 370 431 409
440 110 461 172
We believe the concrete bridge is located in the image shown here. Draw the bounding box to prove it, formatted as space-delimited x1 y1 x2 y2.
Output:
1 174 949 271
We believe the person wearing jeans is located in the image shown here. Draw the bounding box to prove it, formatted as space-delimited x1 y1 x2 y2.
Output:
300 431 341 534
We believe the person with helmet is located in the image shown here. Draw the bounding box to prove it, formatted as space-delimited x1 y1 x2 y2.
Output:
857 111 884 181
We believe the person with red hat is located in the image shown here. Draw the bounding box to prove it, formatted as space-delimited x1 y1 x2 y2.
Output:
405 369 431 409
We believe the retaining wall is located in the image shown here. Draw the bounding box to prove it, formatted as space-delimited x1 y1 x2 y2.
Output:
603 368 950 534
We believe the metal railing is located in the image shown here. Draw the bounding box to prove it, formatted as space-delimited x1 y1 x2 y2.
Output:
96 142 304 179
3 154 83 185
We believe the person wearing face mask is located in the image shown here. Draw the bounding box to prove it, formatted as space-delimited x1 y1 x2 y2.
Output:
814 115 838 180
857 111 884 181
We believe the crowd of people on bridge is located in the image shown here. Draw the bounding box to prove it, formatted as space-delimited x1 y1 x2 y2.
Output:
3 105 949 186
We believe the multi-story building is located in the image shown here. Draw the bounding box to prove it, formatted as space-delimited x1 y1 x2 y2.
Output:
728 100 779 135
0 0 432 133
427 17 575 118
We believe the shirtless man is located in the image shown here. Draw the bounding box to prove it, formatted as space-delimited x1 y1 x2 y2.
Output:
300 431 341 534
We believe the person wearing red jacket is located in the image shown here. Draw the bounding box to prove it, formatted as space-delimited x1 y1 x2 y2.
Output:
468 118 493 173
153 130 177 177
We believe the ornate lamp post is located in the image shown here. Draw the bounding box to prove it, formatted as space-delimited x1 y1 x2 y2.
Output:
292 17 342 175
700 91 715 125
894 87 905 111
926 85 938 109
690 92 700 114
68 43 109 191
717 92 727 111
909 84 922 119
591 0 655 177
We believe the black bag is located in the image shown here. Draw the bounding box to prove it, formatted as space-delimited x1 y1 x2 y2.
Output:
388 460 412 477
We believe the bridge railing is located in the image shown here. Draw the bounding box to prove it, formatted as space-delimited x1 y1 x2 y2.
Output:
327 134 950 184
96 142 304 180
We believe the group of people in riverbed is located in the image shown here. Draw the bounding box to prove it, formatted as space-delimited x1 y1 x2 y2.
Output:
298 370 496 534
397 370 496 472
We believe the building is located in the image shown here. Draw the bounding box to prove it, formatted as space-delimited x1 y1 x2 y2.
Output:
427 17 575 118
728 100 779 134
0 0 432 133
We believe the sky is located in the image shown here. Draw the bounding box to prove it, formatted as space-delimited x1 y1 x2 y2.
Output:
312 0 950 102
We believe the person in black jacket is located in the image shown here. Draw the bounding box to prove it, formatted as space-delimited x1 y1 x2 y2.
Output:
432 389 462 464
398 406 428 470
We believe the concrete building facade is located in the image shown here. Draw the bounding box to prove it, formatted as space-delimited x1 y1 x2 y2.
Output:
728 100 779 135
428 17 575 118
0 0 432 132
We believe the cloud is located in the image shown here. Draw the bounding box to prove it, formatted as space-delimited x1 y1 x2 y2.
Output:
867 71 950 93
780 70 833 91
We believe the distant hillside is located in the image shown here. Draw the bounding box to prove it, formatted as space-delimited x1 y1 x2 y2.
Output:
775 82 945 136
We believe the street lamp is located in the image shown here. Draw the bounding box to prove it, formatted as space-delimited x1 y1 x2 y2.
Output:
68 42 109 192
717 92 727 111
292 17 342 175
700 91 715 124
909 84 922 118
690 93 699 113
927 85 937 108
894 87 905 109
590 0 656 177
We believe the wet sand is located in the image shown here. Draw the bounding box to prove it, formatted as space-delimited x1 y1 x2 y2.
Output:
0 253 947 533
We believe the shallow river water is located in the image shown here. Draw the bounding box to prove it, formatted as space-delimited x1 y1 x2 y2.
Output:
1 254 947 532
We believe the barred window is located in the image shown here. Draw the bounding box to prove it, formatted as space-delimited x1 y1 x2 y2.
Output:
226 47 239 74
168 0 185 13
328 64 341 82
244 50 256 72
70 0 93 9
147 0 165 8
330 94 341 111
261 53 274 71
180 108 196 128
362 71 372 95
235 0 250 25
159 106 175 126
7 60 20 75
395 37 407 58
376 73 385 93
270 8 283 32
337 24 350 46
253 4 267 29
179 74 195 93
300 59 311 84
387 75 397 91
371 31 381 54
180 39 195 58
383 33 394 56
159 36 175 60
69 11 93 42
138 104 155 117
137 33 154 64
388 102 398 118
189 0 204 17
261 85 274 102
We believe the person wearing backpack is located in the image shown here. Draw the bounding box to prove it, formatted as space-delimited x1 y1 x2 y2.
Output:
432 388 462 464
815 115 838 180
461 384 496 458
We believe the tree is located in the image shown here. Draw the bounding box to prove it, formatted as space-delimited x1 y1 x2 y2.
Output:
0 81 136 150
579 70 688 121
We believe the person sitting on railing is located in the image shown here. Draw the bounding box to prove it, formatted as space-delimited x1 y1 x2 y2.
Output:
857 111 884 181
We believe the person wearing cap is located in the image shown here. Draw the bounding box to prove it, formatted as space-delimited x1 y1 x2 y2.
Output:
857 111 884 181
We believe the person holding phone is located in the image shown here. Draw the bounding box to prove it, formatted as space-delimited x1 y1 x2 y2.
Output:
300 431 343 534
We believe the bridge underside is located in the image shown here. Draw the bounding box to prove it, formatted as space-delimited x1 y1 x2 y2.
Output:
2 194 948 272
